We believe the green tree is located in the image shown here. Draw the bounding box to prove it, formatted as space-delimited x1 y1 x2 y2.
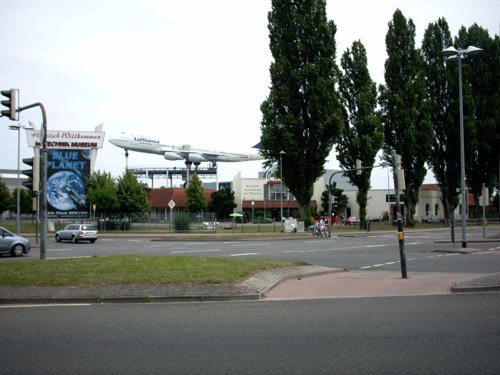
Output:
185 174 206 213
421 18 459 223
454 25 499 197
0 179 12 215
85 170 120 213
12 188 34 214
321 182 347 216
210 187 236 220
337 40 384 226
260 0 343 221
116 169 151 215
379 9 433 225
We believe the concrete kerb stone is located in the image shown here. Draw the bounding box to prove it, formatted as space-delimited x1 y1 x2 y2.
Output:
451 272 500 293
241 265 345 296
0 265 344 305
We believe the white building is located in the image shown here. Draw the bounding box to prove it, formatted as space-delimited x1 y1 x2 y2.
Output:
233 170 453 223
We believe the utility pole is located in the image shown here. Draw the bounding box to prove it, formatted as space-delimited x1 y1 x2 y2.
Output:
391 150 407 279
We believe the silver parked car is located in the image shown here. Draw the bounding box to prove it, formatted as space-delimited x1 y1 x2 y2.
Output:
55 224 98 243
0 226 31 257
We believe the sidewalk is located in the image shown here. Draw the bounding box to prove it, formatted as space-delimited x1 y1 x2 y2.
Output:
0 266 498 304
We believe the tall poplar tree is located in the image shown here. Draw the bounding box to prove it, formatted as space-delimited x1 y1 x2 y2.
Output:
454 25 499 197
260 0 343 221
379 9 432 225
337 40 383 225
421 18 459 222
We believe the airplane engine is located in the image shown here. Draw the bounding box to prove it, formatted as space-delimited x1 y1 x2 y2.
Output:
187 153 205 163
164 152 183 161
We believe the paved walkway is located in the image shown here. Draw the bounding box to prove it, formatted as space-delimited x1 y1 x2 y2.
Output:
0 266 498 304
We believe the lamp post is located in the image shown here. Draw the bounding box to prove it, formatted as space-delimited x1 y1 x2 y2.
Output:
9 123 34 234
279 150 286 229
251 199 255 224
442 45 483 248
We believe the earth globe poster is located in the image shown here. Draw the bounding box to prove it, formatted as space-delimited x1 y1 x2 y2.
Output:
46 149 91 218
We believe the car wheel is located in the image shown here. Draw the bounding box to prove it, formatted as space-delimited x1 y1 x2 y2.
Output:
90 239 96 243
11 244 25 257
55 234 61 242
71 235 77 243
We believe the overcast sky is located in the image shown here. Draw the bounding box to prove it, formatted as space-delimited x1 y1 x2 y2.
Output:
1 0 498 188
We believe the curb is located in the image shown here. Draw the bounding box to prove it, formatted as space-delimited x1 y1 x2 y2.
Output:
451 272 500 293
0 265 343 305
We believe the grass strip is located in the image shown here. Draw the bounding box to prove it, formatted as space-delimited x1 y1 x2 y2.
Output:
0 256 306 287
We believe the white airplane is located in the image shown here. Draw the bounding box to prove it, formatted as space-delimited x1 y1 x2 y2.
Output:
108 132 263 166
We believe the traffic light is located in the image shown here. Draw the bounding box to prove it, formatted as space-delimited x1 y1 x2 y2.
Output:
1 88 18 120
395 154 406 190
22 150 40 192
356 159 363 175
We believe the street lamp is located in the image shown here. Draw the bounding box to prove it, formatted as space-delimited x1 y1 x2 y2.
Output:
279 150 286 229
9 123 34 234
442 45 483 248
251 200 255 224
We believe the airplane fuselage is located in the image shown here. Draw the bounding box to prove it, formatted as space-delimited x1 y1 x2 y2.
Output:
108 133 263 164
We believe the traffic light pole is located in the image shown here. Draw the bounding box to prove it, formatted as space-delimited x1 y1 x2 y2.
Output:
391 150 407 279
16 102 48 260
328 164 382 237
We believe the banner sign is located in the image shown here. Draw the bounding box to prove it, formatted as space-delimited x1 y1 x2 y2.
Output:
46 149 90 218
26 130 105 149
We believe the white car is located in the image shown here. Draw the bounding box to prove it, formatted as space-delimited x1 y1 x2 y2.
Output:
345 216 360 226
0 226 31 257
55 224 98 243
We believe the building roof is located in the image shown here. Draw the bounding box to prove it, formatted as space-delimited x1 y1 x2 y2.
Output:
148 188 215 209
420 183 441 190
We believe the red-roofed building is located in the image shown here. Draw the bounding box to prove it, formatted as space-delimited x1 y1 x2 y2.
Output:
148 188 215 221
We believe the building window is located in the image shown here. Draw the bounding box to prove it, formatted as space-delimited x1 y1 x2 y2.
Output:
435 204 439 216
425 204 430 216
269 184 287 201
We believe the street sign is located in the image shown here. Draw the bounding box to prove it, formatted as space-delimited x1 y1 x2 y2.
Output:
168 199 176 209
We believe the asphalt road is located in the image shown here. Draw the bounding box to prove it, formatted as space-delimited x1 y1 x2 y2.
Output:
14 227 500 275
1 293 499 375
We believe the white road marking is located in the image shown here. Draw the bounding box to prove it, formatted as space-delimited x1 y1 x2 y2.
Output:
365 245 387 248
231 243 270 247
0 303 92 309
170 249 221 254
230 253 260 257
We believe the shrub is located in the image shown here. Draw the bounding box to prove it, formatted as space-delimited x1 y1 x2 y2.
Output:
173 213 191 232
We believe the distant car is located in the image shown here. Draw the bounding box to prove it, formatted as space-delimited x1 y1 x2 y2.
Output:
55 224 98 243
0 226 31 257
345 216 360 226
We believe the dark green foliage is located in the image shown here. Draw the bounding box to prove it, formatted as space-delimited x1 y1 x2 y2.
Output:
321 182 348 214
185 174 207 213
337 40 383 224
454 25 499 197
85 170 120 213
421 18 459 222
0 179 12 214
173 213 191 231
116 169 151 215
210 187 237 220
379 9 433 224
260 0 343 219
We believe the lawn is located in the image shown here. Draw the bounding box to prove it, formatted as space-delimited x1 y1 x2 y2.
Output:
0 255 306 287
